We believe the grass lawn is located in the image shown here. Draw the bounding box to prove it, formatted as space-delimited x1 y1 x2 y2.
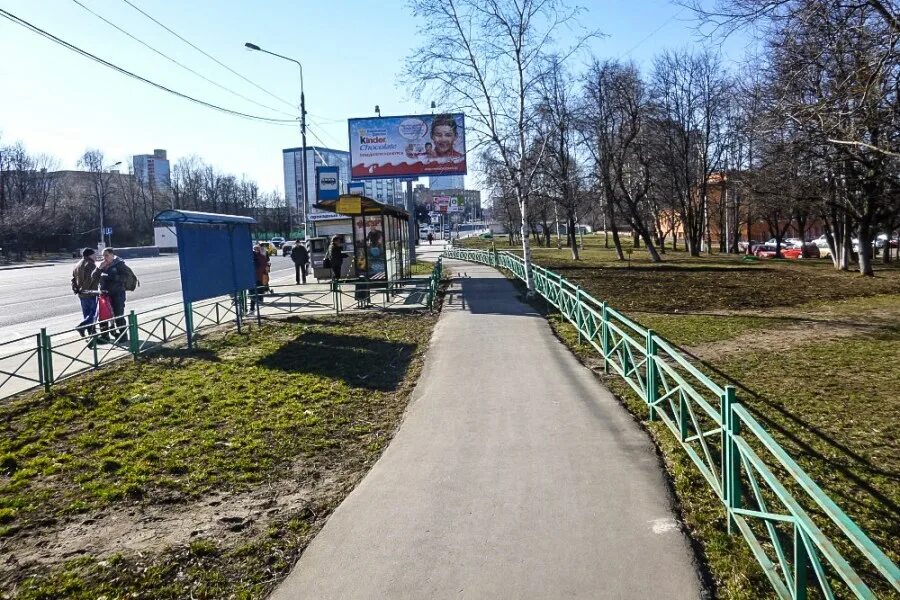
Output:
462 234 900 599
0 312 437 599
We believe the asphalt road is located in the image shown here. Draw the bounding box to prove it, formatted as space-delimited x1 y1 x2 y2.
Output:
0 253 300 344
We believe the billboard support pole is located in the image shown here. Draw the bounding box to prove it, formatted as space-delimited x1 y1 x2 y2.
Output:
407 180 417 264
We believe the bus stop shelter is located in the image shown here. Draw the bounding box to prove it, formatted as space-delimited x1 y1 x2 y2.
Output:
314 195 411 282
153 209 256 345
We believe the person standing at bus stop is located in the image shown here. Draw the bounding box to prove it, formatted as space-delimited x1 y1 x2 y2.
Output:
291 239 309 284
250 244 270 314
325 235 344 281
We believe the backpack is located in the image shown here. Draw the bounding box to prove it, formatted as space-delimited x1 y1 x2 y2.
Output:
120 262 140 292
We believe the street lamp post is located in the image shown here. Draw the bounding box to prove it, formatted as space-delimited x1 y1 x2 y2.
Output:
99 161 122 249
245 42 308 239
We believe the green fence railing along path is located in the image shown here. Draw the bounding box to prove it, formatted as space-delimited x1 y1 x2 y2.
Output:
443 247 899 600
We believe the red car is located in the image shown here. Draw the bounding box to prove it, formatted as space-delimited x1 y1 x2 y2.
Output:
782 244 821 260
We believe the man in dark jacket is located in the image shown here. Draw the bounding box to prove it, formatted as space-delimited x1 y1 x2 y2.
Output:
98 248 129 341
250 244 270 314
71 248 99 337
290 239 310 284
325 235 344 280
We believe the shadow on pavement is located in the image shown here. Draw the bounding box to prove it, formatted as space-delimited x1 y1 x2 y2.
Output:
454 274 542 317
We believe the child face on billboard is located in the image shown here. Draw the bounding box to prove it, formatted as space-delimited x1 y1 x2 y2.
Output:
431 125 457 156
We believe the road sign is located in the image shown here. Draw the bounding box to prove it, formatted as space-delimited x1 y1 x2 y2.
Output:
348 181 365 195
316 166 340 201
104 227 113 236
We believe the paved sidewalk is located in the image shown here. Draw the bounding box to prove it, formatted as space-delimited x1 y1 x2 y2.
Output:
271 260 703 599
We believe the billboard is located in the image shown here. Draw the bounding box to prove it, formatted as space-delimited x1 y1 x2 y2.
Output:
433 195 464 213
348 113 466 179
433 195 451 213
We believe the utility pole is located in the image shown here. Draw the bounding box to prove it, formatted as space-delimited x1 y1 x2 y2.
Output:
245 42 309 239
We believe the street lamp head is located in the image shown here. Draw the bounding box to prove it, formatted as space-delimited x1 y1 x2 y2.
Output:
113 161 122 167
244 42 261 51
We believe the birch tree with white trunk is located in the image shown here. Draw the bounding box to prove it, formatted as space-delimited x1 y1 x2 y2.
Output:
405 0 596 294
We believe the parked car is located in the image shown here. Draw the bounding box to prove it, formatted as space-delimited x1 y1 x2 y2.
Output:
753 245 778 258
270 236 286 249
781 243 820 260
282 242 294 256
875 234 899 249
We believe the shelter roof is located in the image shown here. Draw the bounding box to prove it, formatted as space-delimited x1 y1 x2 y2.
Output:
315 195 409 219
153 210 257 225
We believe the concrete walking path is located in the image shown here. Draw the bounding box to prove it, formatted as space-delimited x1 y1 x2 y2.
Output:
271 259 703 599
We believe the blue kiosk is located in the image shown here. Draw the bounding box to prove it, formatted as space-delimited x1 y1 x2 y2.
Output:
153 210 256 347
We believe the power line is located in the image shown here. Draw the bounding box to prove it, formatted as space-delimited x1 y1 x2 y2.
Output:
616 7 687 60
0 8 298 125
70 0 296 118
119 0 297 111
306 119 344 149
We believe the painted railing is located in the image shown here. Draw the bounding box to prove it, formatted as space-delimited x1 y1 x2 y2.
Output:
1 265 445 401
443 247 900 600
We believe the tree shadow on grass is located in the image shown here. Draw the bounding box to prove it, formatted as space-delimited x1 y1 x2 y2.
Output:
257 331 417 391
546 264 777 274
664 339 900 523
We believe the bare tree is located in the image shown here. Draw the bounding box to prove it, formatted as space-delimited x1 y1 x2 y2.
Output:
405 0 596 293
537 55 586 258
582 59 662 261
648 49 732 257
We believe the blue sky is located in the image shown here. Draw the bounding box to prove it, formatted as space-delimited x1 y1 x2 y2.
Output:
0 0 750 195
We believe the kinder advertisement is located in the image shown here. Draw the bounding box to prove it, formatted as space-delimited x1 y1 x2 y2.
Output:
349 113 467 179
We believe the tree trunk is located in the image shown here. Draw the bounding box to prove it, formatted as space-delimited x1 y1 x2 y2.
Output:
568 213 579 260
857 221 875 276
518 197 534 293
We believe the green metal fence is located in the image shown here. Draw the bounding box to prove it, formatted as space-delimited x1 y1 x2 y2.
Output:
1 262 445 401
443 247 900 600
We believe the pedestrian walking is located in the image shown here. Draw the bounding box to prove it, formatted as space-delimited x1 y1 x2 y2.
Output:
427 232 434 245
290 239 310 284
71 248 99 338
325 235 345 281
97 248 139 343
250 244 270 313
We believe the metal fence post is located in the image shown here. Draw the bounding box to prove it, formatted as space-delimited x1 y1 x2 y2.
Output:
721 385 741 533
185 302 195 349
601 302 610 374
575 286 583 345
36 333 45 390
793 526 809 600
40 328 53 391
128 311 139 357
646 329 658 421
333 280 340 316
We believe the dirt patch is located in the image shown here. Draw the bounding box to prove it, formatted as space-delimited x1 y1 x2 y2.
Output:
685 319 886 360
1 464 348 575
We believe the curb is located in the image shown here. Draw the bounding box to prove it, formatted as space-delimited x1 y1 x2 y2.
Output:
0 263 55 272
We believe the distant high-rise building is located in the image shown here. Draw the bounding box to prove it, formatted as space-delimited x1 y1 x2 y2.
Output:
430 175 464 190
283 146 352 221
363 178 406 206
132 149 170 189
